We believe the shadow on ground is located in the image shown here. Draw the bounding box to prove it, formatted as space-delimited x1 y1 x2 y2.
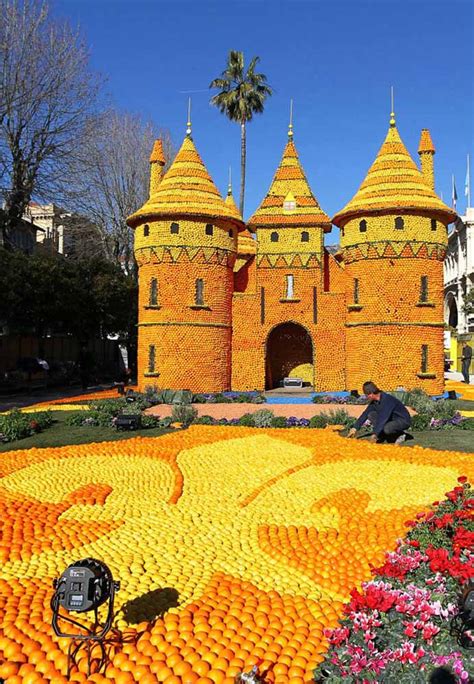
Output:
120 587 179 624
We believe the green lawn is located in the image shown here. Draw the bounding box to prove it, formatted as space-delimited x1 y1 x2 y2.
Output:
403 430 474 453
0 411 172 452
0 409 473 453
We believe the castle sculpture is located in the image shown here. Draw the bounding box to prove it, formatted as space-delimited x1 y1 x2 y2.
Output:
127 110 456 394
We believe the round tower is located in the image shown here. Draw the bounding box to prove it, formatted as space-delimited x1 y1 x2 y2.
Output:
127 128 244 392
332 112 456 394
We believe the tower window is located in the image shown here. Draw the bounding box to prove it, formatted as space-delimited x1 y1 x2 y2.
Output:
170 222 179 234
144 224 150 236
283 199 296 211
431 219 437 231
228 229 233 238
359 219 367 233
205 224 213 236
270 231 279 242
301 231 309 242
149 278 158 306
195 278 204 306
421 345 428 373
395 216 404 230
353 278 360 304
285 274 295 299
148 345 155 373
420 275 428 303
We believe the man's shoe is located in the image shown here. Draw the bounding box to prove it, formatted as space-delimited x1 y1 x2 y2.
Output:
395 433 406 445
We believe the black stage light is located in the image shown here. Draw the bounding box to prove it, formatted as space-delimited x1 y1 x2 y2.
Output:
53 558 115 613
350 389 360 398
51 559 120 676
447 390 457 400
115 413 141 430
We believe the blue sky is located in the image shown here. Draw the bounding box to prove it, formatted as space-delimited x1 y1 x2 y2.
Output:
56 0 473 243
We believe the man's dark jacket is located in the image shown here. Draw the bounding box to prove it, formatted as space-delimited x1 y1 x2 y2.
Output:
354 392 411 436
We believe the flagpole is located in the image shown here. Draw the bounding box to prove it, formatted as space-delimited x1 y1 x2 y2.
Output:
467 154 471 208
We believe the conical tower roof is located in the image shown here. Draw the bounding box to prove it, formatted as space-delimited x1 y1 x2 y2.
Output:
333 120 456 226
127 136 243 228
418 129 435 154
248 137 331 231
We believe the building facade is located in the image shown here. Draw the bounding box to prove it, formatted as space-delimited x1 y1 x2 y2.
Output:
444 207 474 371
127 114 456 394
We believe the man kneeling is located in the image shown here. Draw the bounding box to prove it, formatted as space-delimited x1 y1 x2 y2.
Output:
348 381 411 444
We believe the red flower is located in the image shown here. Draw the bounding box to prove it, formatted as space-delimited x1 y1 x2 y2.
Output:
457 476 468 484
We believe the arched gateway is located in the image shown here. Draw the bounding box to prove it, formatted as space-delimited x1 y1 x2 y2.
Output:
265 322 313 390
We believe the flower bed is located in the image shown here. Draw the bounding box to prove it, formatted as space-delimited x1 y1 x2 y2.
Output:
315 477 474 683
0 409 53 443
0 427 473 683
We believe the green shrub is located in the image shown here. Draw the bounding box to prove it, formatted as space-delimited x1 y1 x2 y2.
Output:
309 414 328 428
430 399 457 420
89 398 127 416
0 409 53 442
66 412 89 426
271 416 288 428
171 404 198 428
252 409 275 428
411 413 431 431
459 418 474 430
319 408 354 426
140 414 161 429
194 415 216 425
238 413 255 427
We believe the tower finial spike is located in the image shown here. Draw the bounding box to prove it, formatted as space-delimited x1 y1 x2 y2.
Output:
288 99 294 139
227 166 232 195
390 86 396 127
186 97 192 137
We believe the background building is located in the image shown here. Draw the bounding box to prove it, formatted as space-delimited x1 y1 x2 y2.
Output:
444 207 474 370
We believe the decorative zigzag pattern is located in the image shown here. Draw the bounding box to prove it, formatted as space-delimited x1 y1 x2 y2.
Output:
256 252 321 268
342 241 447 264
135 245 235 267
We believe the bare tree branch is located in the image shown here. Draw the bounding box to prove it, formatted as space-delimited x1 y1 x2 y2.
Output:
0 0 102 245
65 109 174 276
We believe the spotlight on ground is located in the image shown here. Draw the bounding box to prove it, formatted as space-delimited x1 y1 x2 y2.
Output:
51 558 120 676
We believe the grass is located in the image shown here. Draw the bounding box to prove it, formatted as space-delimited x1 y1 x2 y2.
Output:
403 429 474 453
0 408 473 453
0 411 172 452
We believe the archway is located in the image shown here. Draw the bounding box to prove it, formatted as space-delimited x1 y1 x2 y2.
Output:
265 322 313 390
445 293 458 329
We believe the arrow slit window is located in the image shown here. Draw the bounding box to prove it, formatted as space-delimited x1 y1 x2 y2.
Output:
420 276 428 303
149 278 158 306
285 275 295 299
148 345 155 373
195 279 204 306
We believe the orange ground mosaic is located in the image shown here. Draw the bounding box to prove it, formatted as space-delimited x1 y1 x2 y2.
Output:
0 426 472 683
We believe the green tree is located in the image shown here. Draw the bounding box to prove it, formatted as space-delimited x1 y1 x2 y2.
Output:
0 249 137 357
209 50 273 216
462 287 474 316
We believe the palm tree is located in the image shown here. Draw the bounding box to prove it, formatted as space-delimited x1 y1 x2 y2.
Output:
209 51 273 216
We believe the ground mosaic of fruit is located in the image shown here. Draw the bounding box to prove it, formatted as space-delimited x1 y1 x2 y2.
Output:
1 426 473 683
